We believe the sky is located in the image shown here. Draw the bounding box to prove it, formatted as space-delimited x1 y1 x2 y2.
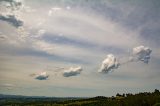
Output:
0 0 160 97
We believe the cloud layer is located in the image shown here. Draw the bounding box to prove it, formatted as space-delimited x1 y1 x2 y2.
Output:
0 0 160 97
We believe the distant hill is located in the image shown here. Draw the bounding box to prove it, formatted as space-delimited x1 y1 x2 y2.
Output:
0 94 46 98
0 89 160 106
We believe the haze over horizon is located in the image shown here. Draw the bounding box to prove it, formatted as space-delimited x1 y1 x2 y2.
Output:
0 0 160 97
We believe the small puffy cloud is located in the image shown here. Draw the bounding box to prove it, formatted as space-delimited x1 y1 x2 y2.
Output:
98 54 120 73
131 45 152 63
35 71 49 80
63 66 82 77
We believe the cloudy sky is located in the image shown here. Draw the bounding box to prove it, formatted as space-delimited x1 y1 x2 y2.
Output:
0 0 160 97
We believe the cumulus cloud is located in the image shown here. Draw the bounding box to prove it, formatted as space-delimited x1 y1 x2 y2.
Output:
0 0 23 27
0 14 23 27
131 45 152 63
35 71 49 80
63 66 82 77
98 54 120 73
97 46 152 74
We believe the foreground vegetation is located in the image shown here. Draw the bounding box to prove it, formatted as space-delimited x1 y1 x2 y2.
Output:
0 89 160 106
